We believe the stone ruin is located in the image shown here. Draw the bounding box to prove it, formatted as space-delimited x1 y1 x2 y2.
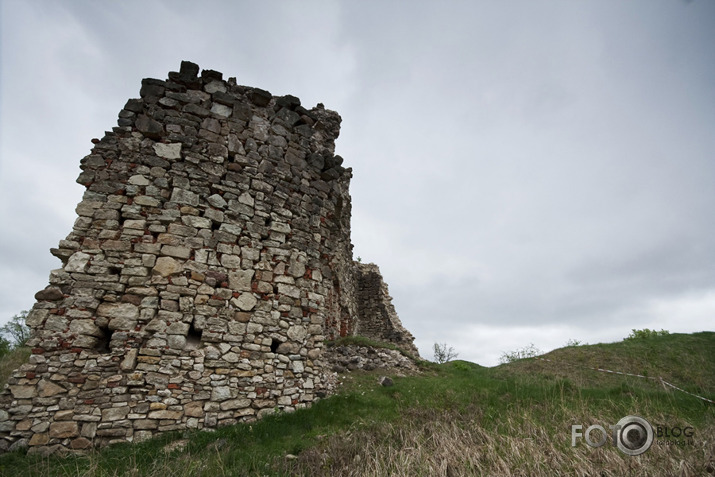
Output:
0 61 418 454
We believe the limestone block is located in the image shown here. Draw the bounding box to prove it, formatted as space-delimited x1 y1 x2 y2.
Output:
287 261 306 278
128 174 151 186
81 422 98 438
220 254 241 269
69 319 103 337
182 216 212 229
184 402 204 418
147 410 183 420
211 103 232 117
161 245 192 259
153 143 182 160
120 349 138 371
102 406 130 421
207 194 227 209
65 252 91 272
34 287 64 301
231 294 257 312
29 433 50 446
167 335 187 349
133 420 158 430
49 421 79 439
219 398 250 411
44 315 69 332
98 302 139 321
277 283 301 299
211 386 232 401
136 115 163 138
110 319 138 332
228 269 254 291
287 325 307 342
70 437 92 450
169 187 198 206
25 308 49 327
38 380 65 398
153 256 182 277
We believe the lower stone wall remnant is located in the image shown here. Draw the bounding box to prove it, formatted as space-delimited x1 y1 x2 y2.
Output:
324 344 419 374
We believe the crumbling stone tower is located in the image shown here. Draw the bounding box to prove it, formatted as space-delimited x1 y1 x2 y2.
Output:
0 62 417 453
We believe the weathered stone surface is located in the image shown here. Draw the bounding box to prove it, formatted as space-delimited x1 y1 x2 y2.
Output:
29 433 49 446
49 422 79 439
9 386 36 399
38 380 65 397
69 319 103 337
97 302 139 321
219 398 250 411
34 287 64 301
136 114 163 138
148 410 183 420
153 143 182 159
228 270 254 291
70 437 92 450
65 252 91 272
0 61 418 455
102 406 130 421
232 293 257 312
211 386 232 401
120 349 138 371
153 256 182 277
287 325 307 342
184 401 204 417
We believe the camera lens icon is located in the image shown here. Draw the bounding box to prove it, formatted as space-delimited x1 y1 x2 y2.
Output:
615 415 653 456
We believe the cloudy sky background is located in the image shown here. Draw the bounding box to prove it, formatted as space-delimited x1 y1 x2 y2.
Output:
1 0 713 365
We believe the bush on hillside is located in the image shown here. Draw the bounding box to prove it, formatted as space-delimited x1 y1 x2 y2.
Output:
624 328 670 341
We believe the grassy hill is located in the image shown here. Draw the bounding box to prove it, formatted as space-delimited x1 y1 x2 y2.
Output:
0 332 713 476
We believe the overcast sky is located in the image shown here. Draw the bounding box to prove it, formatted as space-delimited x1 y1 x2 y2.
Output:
1 0 714 365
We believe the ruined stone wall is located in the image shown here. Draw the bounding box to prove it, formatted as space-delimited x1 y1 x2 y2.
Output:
0 62 416 454
354 263 419 356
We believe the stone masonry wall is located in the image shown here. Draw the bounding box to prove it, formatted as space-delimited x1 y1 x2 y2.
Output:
354 263 419 356
0 62 417 454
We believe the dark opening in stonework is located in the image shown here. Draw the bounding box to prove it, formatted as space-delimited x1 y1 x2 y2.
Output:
186 320 202 349
108 266 121 275
95 324 113 353
270 338 280 353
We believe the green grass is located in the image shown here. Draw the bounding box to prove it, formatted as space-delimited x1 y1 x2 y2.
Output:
324 335 422 362
0 333 713 476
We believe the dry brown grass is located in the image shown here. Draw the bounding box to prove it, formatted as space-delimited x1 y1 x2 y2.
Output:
277 407 715 477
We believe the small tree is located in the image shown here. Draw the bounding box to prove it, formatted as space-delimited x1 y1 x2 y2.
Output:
1 311 31 348
433 342 458 364
0 336 11 358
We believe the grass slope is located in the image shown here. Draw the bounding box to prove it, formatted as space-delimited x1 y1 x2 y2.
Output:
0 332 713 476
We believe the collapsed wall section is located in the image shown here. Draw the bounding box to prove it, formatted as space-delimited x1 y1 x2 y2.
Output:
0 61 417 454
354 263 419 356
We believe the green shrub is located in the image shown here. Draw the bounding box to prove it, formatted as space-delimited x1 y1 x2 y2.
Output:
624 328 670 340
499 343 542 364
